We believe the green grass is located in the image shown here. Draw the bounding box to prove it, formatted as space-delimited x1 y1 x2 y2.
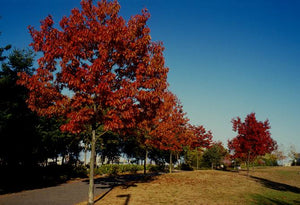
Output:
248 166 300 204
250 191 300 205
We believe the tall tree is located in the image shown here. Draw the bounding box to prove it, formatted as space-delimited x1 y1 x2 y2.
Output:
0 49 37 167
17 0 168 204
228 113 277 175
0 24 12 62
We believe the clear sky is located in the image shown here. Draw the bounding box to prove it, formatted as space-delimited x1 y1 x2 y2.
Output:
1 0 299 154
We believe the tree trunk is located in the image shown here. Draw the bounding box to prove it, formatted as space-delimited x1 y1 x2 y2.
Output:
88 128 96 205
169 151 172 173
247 151 250 176
84 142 88 166
144 148 148 175
196 149 199 170
176 153 180 166
211 162 214 170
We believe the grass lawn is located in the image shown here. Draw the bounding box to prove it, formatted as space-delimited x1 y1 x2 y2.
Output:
90 166 300 205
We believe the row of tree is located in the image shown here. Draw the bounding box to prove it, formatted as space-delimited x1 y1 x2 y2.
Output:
1 1 214 203
1 0 279 204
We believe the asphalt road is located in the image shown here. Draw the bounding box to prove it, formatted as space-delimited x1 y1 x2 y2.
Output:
0 179 111 205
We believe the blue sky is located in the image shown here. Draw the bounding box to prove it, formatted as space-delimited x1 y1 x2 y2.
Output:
1 0 299 154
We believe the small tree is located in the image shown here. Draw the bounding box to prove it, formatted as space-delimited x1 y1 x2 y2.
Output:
288 145 297 164
228 113 277 175
272 144 286 166
187 124 213 169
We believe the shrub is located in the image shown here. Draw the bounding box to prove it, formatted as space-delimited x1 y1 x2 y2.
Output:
128 164 140 174
179 163 194 171
147 164 166 173
72 165 88 178
95 164 143 176
109 165 120 176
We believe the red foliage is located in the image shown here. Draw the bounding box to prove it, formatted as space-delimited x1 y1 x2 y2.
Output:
148 92 189 152
228 113 277 162
17 0 168 134
187 124 213 150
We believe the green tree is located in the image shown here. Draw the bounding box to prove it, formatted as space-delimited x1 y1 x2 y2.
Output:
201 142 227 169
96 131 121 164
0 45 11 62
36 117 83 165
0 23 12 62
0 49 37 166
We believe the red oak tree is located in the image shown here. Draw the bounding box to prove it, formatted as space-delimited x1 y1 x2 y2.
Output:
187 124 212 150
17 0 168 204
149 92 189 173
228 113 277 175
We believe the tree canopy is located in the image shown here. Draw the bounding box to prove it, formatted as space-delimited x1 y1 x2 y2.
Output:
17 0 169 204
228 112 277 174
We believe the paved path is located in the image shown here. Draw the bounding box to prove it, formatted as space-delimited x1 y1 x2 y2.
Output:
0 179 111 205
0 173 158 205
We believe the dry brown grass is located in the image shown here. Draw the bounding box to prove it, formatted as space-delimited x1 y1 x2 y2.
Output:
78 166 300 205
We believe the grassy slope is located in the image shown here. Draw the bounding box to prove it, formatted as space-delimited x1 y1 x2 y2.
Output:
92 167 300 205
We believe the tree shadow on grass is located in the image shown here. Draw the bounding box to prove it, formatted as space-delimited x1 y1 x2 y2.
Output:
250 193 300 205
250 176 300 194
117 194 131 205
84 173 160 204
83 172 159 189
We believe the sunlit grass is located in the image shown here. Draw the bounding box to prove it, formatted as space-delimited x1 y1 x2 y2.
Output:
77 166 300 205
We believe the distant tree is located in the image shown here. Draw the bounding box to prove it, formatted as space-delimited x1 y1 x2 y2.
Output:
201 142 227 170
96 131 121 164
37 116 83 165
254 153 278 166
272 144 286 166
288 145 299 165
187 124 213 169
148 147 174 167
0 45 11 62
228 113 277 175
0 25 12 62
17 0 168 204
288 145 297 160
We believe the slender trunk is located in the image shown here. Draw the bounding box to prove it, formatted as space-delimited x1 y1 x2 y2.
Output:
247 151 250 176
144 148 148 175
95 153 97 168
84 142 88 166
211 162 213 170
196 149 199 170
169 151 173 173
88 128 96 205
